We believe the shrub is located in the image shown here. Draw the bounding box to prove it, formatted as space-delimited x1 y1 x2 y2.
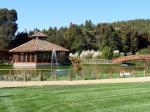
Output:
139 48 150 54
102 46 113 59
113 50 120 58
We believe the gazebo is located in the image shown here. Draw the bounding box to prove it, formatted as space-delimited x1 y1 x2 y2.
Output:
9 32 69 67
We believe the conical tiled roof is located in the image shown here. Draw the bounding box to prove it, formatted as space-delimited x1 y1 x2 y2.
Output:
9 39 69 52
31 32 47 37
30 32 48 39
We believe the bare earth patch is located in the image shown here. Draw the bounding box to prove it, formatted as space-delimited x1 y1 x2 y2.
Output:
0 76 150 88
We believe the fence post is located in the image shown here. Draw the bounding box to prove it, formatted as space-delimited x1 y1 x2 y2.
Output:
9 69 12 81
40 70 44 81
68 70 71 81
144 62 147 77
82 71 85 80
132 67 135 77
76 73 78 80
23 70 26 82
144 68 146 77
96 72 99 79
109 68 112 78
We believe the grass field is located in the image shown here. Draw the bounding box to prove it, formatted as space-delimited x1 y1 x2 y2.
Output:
0 82 150 112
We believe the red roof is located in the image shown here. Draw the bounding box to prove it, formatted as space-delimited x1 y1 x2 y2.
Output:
31 32 47 37
9 39 69 52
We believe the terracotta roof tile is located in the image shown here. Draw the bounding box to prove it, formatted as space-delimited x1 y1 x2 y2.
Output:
31 32 47 37
9 39 69 52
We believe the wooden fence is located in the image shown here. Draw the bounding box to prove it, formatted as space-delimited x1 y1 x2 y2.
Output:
0 66 149 81
81 59 112 64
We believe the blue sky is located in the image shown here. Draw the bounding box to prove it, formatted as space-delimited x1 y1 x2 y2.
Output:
1 0 150 32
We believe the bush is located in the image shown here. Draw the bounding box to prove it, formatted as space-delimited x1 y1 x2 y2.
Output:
102 47 113 59
113 50 120 58
139 48 150 54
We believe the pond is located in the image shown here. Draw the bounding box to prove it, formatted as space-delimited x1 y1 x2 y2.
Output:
0 64 149 81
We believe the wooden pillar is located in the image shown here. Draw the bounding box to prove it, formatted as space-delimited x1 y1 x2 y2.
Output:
2 53 3 62
16 54 18 62
61 52 63 63
57 52 59 63
25 52 27 62
46 52 48 63
58 52 60 63
29 52 32 62
62 52 63 62
41 52 42 63
13 54 15 63
16 53 20 62
64 51 66 62
21 54 22 62
35 52 37 63
12 54 15 63
59 52 61 63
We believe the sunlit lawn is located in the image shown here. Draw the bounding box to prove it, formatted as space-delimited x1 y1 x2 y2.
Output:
1 82 150 112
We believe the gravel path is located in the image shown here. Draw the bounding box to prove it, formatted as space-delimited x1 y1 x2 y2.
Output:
0 76 150 88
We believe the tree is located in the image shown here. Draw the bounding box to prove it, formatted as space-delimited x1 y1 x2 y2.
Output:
10 32 30 48
0 8 18 48
71 34 86 53
64 23 84 52
54 27 67 47
84 20 94 31
46 27 57 43
94 23 122 51
102 46 113 59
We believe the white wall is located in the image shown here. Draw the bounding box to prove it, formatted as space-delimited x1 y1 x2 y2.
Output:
13 62 37 68
13 62 60 68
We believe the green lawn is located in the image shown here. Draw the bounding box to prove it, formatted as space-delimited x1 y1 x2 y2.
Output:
1 82 150 112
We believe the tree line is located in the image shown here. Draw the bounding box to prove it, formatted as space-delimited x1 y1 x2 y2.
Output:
0 8 150 59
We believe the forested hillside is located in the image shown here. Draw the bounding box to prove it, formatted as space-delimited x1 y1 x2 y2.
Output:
39 19 150 54
113 19 150 34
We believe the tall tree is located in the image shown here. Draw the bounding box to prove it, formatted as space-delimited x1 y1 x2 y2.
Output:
11 32 30 48
94 23 122 51
0 8 18 48
84 20 94 31
64 23 85 52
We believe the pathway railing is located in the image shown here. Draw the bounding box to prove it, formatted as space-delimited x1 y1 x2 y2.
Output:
81 59 112 64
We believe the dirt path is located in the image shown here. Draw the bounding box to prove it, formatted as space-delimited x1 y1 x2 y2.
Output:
0 77 150 88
